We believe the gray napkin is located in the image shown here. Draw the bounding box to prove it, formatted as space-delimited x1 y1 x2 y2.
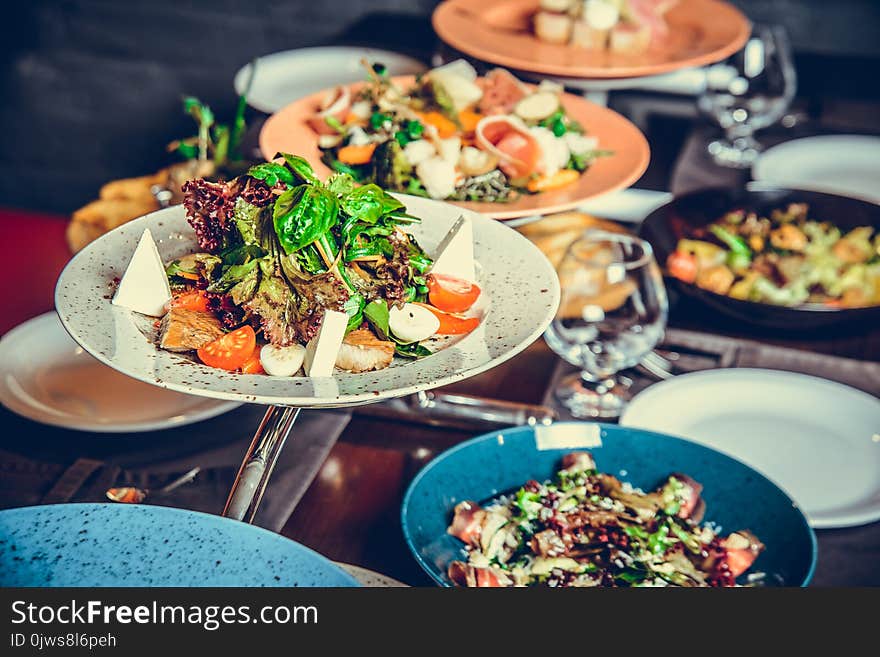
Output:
0 404 350 532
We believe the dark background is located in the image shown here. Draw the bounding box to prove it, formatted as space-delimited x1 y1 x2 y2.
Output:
1 0 879 214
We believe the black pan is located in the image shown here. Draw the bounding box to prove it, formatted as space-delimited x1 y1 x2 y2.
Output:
638 186 880 330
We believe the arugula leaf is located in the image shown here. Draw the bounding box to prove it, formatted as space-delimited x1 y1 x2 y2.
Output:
273 185 339 253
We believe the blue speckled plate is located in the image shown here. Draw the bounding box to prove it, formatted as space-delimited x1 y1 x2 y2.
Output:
0 504 359 587
402 423 817 587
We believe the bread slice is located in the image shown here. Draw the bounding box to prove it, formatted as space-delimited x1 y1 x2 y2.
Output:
534 11 574 44
571 20 610 49
609 21 651 55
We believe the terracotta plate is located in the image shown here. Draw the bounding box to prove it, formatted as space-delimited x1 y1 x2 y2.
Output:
259 76 649 220
432 0 750 79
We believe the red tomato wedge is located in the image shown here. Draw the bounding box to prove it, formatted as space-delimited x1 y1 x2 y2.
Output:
197 326 256 371
171 290 210 313
666 250 698 283
427 273 481 313
240 352 265 375
415 303 480 335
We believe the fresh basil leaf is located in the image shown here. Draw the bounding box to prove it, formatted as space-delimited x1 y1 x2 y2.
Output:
341 184 404 224
326 173 358 196
278 152 320 185
247 162 295 187
340 184 387 224
273 185 339 253
363 299 390 339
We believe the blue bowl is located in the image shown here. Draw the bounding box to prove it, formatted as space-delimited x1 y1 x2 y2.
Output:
402 423 817 587
0 504 359 587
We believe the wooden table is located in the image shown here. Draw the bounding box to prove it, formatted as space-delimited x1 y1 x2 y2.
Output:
3 209 879 586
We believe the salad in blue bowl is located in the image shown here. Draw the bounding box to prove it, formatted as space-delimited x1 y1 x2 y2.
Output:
402 423 816 587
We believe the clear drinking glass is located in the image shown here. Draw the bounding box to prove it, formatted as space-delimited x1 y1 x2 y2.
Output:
697 24 797 168
544 232 668 419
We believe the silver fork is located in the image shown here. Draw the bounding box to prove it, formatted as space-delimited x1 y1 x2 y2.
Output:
638 350 677 380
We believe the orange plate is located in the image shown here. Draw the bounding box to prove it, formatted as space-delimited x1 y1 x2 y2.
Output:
432 0 750 80
259 76 649 220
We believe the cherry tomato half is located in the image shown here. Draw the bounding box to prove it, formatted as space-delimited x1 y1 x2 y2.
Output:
240 352 265 375
415 303 480 335
171 290 210 313
427 273 481 313
197 326 256 371
666 250 698 284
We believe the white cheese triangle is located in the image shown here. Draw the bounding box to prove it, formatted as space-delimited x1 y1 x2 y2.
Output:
430 215 475 282
112 228 172 317
303 310 348 377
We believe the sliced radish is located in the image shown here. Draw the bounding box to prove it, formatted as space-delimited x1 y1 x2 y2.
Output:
260 344 306 377
514 91 561 122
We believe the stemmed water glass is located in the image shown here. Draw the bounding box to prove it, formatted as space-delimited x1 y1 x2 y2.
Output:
697 24 797 168
544 231 668 419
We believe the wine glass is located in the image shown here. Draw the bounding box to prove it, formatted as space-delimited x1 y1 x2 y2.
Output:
544 231 667 419
697 24 797 168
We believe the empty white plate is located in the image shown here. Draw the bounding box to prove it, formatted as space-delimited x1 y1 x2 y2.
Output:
0 312 240 433
620 368 880 528
753 135 880 204
234 46 427 114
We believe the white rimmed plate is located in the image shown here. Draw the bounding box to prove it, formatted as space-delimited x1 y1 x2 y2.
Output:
620 368 880 528
753 135 880 204
234 47 426 114
0 311 241 432
54 195 560 408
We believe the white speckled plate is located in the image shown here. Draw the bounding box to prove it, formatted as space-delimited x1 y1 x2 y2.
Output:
0 311 240 432
54 195 560 408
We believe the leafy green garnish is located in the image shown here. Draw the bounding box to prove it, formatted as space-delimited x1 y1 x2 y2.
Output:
394 342 432 359
278 152 320 185
247 162 295 188
273 185 339 253
363 299 390 339
343 294 366 333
